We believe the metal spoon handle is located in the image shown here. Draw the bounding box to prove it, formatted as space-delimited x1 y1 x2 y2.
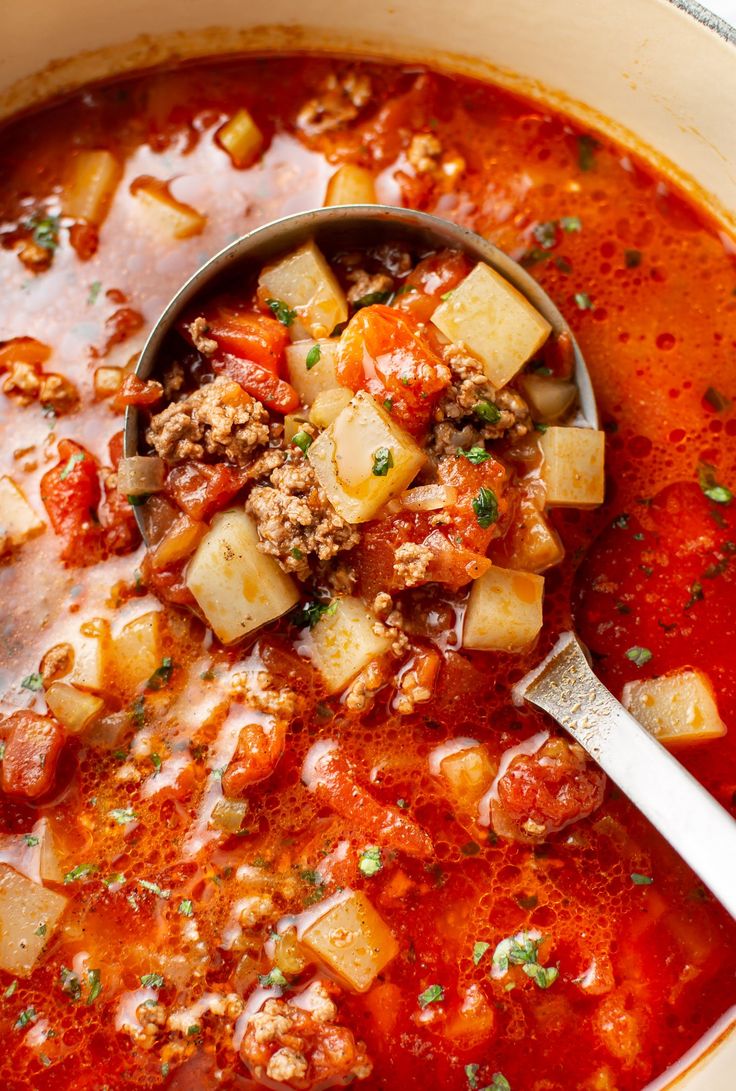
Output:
521 632 736 918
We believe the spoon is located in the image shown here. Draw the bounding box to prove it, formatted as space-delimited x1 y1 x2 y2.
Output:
124 204 735 917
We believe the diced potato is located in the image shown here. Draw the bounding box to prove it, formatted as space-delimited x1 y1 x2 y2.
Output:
308 596 392 694
62 149 122 225
0 864 68 976
622 669 727 747
185 509 299 645
93 365 124 399
130 176 206 239
210 797 248 833
152 514 206 568
113 611 163 691
283 411 310 443
258 240 348 340
0 476 45 553
539 426 605 508
217 107 263 168
33 818 63 884
45 682 104 735
431 263 552 388
324 164 378 206
69 617 111 692
440 745 496 803
463 565 544 652
301 891 399 992
491 492 564 573
520 374 577 421
309 387 353 429
308 391 425 523
285 338 340 405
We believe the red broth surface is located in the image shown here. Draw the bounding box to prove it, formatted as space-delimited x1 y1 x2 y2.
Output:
0 57 735 1091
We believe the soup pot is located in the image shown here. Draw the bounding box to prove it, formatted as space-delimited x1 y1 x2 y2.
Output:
2 0 734 1086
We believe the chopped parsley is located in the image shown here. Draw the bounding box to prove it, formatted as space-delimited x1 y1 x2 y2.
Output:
560 215 582 233
372 447 394 477
87 280 102 305
684 581 704 610
130 695 146 727
29 213 60 251
466 1065 480 1090
489 1076 511 1091
491 931 558 990
704 387 731 413
574 291 593 310
472 940 490 966
532 221 558 250
266 298 296 326
20 672 44 692
187 1024 201 1036
292 430 313 455
625 249 642 268
23 833 40 847
354 290 392 309
178 899 194 917
150 752 162 773
383 397 394 413
417 983 444 1008
472 486 499 529
146 657 173 691
459 446 491 465
59 451 85 480
109 808 138 825
358 846 383 877
0 741 5 760
63 863 97 884
60 965 82 1001
15 1006 38 1030
625 646 652 667
697 462 733 505
259 967 288 989
473 400 501 424
577 134 598 171
631 872 653 885
305 343 322 370
4 980 18 999
140 973 165 988
292 598 337 629
138 879 170 899
35 921 47 937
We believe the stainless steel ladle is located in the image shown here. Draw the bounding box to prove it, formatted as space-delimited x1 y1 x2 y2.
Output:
124 204 736 918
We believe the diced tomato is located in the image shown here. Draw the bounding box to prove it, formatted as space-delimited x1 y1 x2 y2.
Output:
181 302 290 374
394 249 472 323
112 374 163 410
212 353 299 414
437 452 513 553
165 461 249 521
108 429 125 468
0 336 50 372
40 439 105 565
336 304 450 436
541 329 575 379
139 551 197 608
221 721 287 795
100 470 141 556
1 711 66 800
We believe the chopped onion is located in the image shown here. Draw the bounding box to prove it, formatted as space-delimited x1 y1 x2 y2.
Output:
401 484 457 512
117 455 164 497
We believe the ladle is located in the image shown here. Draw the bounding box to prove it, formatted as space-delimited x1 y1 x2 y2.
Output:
124 204 736 918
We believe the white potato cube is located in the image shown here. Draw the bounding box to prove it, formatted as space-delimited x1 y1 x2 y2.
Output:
45 682 104 735
309 387 353 429
0 864 68 976
258 240 348 340
492 493 564 573
520 374 577 421
301 891 399 992
217 107 263 168
0 476 45 554
69 617 111 692
308 391 425 523
308 596 392 694
112 611 162 692
431 263 551 387
324 164 378 206
186 509 299 644
440 745 496 804
539 426 605 508
130 176 206 239
463 565 544 652
285 338 340 405
63 149 121 225
622 669 727 747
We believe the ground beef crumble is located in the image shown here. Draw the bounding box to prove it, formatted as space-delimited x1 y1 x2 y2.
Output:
393 541 433 589
246 457 359 579
146 376 270 464
296 70 372 136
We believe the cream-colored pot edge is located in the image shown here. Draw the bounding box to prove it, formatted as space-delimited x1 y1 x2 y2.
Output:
2 0 735 1086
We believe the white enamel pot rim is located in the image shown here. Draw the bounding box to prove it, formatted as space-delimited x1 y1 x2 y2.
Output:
1 0 734 1087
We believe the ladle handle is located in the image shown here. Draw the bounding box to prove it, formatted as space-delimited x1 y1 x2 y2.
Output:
523 633 736 919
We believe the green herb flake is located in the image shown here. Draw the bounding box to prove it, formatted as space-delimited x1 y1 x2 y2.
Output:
491 931 557 991
625 249 642 268
146 657 173 691
358 845 383 877
150 753 162 773
684 581 704 610
383 397 394 413
533 221 558 251
473 400 501 424
187 1024 201 1036
440 290 455 302
87 969 102 1004
292 598 337 630
0 741 5 760
178 898 194 917
704 386 731 413
60 966 81 1001
459 446 491 465
578 134 598 171
560 215 582 233
15 1006 38 1030
305 343 322 370
87 280 102 305
109 808 138 825
23 833 40 847
259 967 288 989
140 972 165 988
631 872 653 885
266 298 296 326
292 430 313 455
130 695 146 727
20 672 44 692
396 797 409 809
472 486 499 529
354 290 392 309
138 879 170 899
63 863 97 884
35 921 47 937
5 980 18 999
697 463 733 505
59 451 85 480
574 291 593 310
29 213 60 251
489 1076 511 1091
625 646 653 667
372 447 394 477
418 983 444 1008
472 940 490 966
103 872 125 888
465 1064 480 1090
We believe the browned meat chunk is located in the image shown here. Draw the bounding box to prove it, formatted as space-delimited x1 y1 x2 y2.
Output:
407 132 443 173
246 458 358 579
296 70 372 136
146 377 269 464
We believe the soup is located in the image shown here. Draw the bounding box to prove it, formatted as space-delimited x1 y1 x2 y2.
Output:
0 57 734 1091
